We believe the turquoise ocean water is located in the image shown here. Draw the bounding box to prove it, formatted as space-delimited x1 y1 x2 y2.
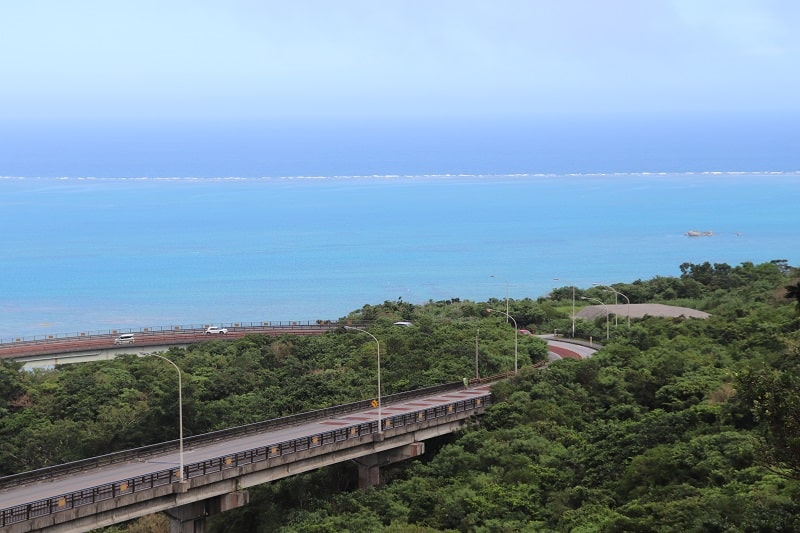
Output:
1 117 798 339
1 172 798 339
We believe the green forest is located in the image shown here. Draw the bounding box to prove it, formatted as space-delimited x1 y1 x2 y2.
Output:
2 260 799 532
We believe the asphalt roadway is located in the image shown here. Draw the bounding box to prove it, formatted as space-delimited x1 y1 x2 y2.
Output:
542 336 597 360
0 325 336 361
2 327 596 363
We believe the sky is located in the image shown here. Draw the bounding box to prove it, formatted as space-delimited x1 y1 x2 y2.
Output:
2 0 799 124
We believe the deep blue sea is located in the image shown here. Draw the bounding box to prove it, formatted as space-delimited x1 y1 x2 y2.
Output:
1 117 798 339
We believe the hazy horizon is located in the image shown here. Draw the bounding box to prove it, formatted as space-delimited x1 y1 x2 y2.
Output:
2 2 799 123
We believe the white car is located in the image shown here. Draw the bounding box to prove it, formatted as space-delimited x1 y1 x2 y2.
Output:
114 333 135 345
204 326 228 335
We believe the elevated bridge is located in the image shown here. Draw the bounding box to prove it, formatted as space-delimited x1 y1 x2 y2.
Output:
0 380 497 533
0 325 593 531
0 322 349 369
0 324 595 369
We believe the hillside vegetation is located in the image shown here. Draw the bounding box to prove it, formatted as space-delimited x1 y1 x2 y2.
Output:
2 260 799 532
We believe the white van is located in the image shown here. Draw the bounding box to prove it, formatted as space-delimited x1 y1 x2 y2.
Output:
114 333 135 345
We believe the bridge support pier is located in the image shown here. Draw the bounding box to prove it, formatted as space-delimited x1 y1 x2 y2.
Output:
354 442 425 489
164 491 249 533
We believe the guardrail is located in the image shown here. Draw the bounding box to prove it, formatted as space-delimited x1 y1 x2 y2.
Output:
0 320 350 346
0 387 492 528
548 335 603 351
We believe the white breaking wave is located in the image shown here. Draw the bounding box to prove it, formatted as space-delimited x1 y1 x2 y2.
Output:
0 170 799 182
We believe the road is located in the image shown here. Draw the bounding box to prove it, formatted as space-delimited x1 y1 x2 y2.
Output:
2 326 597 363
541 336 597 360
0 324 340 361
0 384 492 509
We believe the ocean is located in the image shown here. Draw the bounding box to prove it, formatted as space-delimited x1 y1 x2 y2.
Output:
1 118 798 340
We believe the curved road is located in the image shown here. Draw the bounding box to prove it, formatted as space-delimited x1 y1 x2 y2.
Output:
1 327 597 367
541 335 598 360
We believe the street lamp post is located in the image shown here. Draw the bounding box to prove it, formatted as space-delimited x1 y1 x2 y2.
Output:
581 297 609 339
487 308 518 374
147 353 184 482
344 326 382 433
553 277 576 337
475 328 480 379
595 284 631 328
490 275 509 322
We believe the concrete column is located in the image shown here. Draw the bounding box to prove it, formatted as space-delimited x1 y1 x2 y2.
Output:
166 500 207 533
354 442 425 489
165 491 249 533
356 455 382 489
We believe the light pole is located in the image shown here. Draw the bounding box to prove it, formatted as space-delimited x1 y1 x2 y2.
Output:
147 353 184 482
553 277 576 337
581 297 609 340
594 284 630 328
487 308 518 374
475 328 480 379
490 275 509 322
344 326 382 433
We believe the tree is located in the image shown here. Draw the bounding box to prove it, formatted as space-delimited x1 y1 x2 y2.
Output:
6 260 800 532
735 362 800 480
785 281 800 314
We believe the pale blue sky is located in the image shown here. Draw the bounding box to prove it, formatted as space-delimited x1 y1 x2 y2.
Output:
1 1 799 122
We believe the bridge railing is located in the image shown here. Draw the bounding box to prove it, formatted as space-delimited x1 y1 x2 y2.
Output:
0 320 350 346
0 390 492 528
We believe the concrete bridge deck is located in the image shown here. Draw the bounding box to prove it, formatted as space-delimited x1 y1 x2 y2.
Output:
0 381 493 532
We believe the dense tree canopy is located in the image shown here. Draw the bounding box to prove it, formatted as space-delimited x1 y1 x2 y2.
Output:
2 260 799 532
